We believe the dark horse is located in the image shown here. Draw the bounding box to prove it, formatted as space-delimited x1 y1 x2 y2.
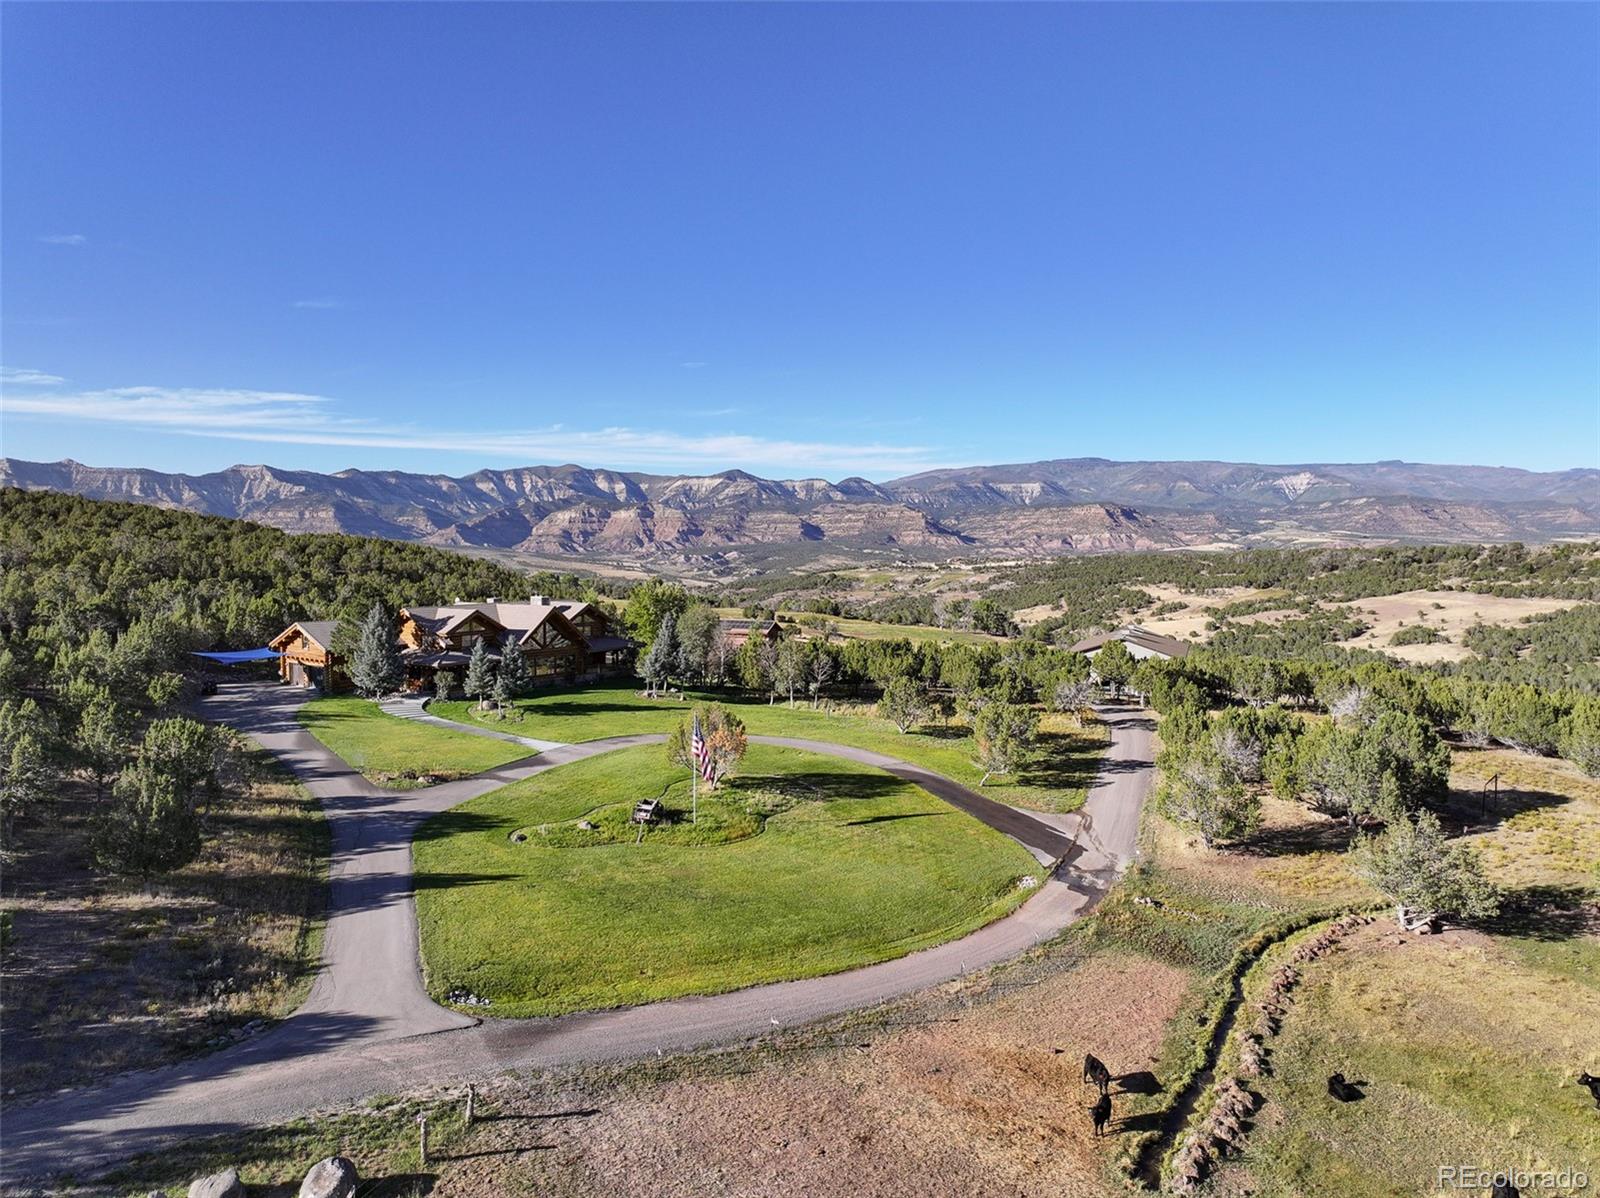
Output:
1083 1053 1111 1094
1091 1091 1112 1137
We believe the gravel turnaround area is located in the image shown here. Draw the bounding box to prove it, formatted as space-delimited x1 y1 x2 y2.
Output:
2 684 1153 1185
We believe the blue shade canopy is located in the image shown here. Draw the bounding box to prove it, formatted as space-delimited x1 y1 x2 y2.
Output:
191 648 281 664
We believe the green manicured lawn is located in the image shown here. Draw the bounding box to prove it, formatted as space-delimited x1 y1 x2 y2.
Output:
433 683 1105 814
298 696 530 786
414 743 1040 1016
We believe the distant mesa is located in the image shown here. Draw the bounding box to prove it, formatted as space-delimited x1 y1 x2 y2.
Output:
1 455 1595 560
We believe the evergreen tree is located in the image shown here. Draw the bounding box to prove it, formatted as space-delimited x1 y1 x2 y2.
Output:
463 639 494 709
0 699 50 852
1157 741 1262 848
94 761 203 879
91 718 220 879
1355 810 1500 931
640 611 680 696
78 691 133 797
971 699 1037 786
1559 696 1600 777
139 718 221 798
879 676 930 733
1295 709 1448 824
496 636 532 701
433 666 459 700
939 650 984 712
1092 639 1136 690
348 602 403 697
142 670 186 711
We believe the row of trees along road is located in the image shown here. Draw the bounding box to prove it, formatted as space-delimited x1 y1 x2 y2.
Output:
628 587 1102 788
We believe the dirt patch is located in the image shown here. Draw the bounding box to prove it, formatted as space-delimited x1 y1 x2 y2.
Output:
1135 587 1297 642
378 953 1192 1198
0 740 326 1105
1333 589 1583 663
1153 798 1370 906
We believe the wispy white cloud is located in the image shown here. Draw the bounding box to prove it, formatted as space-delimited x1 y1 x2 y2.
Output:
0 367 65 386
292 297 343 310
0 383 945 476
38 233 88 246
680 361 707 369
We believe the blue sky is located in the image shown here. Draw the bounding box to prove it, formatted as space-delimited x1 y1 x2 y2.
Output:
2 2 1596 480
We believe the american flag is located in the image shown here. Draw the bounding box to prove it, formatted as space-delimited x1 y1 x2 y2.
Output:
691 713 714 782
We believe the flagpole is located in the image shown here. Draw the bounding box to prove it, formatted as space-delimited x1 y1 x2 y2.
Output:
690 713 702 825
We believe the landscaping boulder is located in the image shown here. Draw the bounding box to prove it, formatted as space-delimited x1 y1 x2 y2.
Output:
299 1155 359 1198
188 1168 246 1198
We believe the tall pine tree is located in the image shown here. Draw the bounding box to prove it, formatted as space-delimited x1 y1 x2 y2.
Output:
464 638 494 709
496 634 532 708
348 602 403 697
640 611 680 696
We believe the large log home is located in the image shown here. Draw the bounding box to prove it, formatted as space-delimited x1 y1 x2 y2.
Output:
271 595 632 693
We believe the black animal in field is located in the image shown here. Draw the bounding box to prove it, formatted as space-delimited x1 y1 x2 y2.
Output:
1090 1090 1112 1137
1083 1053 1111 1094
1490 1180 1520 1198
1578 1071 1600 1109
1326 1072 1364 1103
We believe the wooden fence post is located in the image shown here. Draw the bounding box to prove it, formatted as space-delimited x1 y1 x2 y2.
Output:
417 1112 429 1164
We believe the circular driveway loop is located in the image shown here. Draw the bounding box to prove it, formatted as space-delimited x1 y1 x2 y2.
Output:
4 683 1155 1181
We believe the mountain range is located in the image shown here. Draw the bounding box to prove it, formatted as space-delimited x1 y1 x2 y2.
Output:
3 456 1596 563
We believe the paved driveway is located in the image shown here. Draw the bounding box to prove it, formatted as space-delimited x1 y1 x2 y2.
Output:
1 685 1153 1182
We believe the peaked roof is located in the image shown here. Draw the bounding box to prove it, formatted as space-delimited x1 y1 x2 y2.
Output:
407 600 599 648
402 606 508 636
270 619 341 652
1069 625 1192 659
